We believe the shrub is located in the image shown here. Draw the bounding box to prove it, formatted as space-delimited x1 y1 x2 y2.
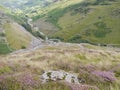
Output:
75 54 87 60
39 82 71 90
0 33 5 37
48 36 64 41
21 23 32 33
111 65 120 77
0 73 40 90
33 31 46 40
53 60 71 71
0 76 21 90
73 7 91 15
111 8 120 17
68 34 90 43
92 71 116 82
0 66 12 74
21 46 26 49
93 21 112 38
17 74 39 87
93 0 111 5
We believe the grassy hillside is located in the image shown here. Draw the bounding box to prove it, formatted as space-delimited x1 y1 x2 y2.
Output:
55 1 120 44
0 5 36 54
0 43 120 90
33 0 120 44
3 22 32 50
32 0 83 19
0 6 12 54
1 0 120 44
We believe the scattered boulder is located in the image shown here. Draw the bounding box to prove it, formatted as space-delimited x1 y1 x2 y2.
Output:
41 70 81 84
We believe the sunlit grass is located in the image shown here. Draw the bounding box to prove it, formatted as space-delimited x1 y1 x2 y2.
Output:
3 22 32 49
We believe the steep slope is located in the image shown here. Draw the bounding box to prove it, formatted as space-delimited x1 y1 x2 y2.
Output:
0 8 39 54
3 22 32 49
55 0 120 44
0 7 12 54
32 0 120 45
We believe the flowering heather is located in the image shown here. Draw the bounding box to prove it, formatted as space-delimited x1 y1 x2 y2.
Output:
0 75 5 82
17 74 39 87
66 83 99 90
0 63 6 68
92 71 116 82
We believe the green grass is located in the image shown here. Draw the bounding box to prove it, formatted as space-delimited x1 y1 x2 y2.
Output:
28 0 84 18
3 23 32 50
2 0 120 44
0 43 11 54
33 0 120 44
0 66 12 74
53 1 120 44
38 82 71 90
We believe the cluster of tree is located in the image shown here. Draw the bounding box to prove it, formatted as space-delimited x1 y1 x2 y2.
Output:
72 7 91 15
93 21 112 38
48 36 64 41
68 34 89 43
0 33 5 37
33 31 46 40
21 23 32 33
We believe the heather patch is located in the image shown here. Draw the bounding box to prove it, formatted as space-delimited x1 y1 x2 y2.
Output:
92 71 116 82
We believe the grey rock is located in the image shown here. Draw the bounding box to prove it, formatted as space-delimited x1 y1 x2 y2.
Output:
41 70 80 84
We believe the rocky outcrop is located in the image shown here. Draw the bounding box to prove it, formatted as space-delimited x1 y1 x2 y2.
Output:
41 70 100 90
41 70 81 84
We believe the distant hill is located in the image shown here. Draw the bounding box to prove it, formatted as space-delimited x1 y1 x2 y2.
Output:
0 0 27 8
31 0 120 45
0 0 120 45
0 0 59 9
